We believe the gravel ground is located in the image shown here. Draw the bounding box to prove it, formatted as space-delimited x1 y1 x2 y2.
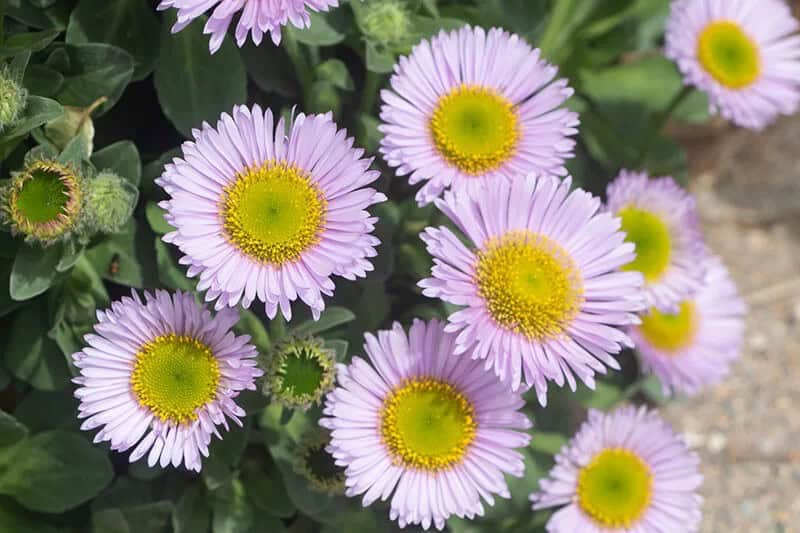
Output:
663 115 800 532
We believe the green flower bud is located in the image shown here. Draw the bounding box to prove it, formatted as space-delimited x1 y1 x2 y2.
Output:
0 160 84 246
293 429 345 495
361 0 412 48
43 97 105 154
263 336 336 410
0 67 27 131
83 172 138 234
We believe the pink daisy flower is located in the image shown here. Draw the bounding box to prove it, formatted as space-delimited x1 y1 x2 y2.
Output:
605 170 707 312
665 0 800 130
72 290 262 472
157 105 385 321
631 255 746 396
158 0 341 53
320 319 532 530
379 25 579 206
531 406 703 533
419 175 644 404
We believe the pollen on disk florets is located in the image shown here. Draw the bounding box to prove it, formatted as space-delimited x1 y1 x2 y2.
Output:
0 67 26 130
264 336 336 410
83 171 138 234
361 0 412 48
294 429 345 494
0 159 84 246
221 161 327 266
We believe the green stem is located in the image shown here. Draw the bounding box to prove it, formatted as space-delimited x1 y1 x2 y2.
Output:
0 0 6 45
283 30 313 110
358 70 381 116
634 85 693 167
619 379 644 404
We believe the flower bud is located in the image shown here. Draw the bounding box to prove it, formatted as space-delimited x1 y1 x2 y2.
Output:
0 68 27 130
0 160 83 246
361 0 412 48
43 97 105 154
293 429 345 495
83 172 138 234
262 336 336 411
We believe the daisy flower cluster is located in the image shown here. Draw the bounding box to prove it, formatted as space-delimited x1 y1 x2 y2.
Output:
61 1 800 531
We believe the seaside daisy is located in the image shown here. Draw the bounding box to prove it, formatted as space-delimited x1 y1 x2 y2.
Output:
158 105 385 321
0 159 83 246
606 170 706 312
264 336 336 410
379 25 579 206
72 290 262 472
665 0 800 130
631 255 746 396
158 0 340 53
531 406 703 533
320 319 532 530
419 175 644 404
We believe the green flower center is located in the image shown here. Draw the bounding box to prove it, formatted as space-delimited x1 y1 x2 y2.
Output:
698 21 760 89
619 207 672 282
269 338 335 409
381 378 476 471
278 351 325 397
578 449 653 528
131 334 220 424
475 230 583 340
16 168 70 223
430 85 519 175
638 301 697 352
221 162 326 265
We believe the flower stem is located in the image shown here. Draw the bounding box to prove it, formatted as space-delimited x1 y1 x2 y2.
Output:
283 30 313 110
358 70 382 116
634 85 693 167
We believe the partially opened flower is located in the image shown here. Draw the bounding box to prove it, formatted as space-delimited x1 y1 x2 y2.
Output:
531 406 703 533
379 25 579 205
631 255 746 396
321 319 531 530
294 428 345 494
665 0 800 130
419 175 643 404
158 0 340 53
72 290 262 472
606 170 706 312
264 336 336 410
0 159 83 246
158 105 384 321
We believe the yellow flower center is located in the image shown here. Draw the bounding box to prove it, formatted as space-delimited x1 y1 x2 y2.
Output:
430 85 519 175
638 301 698 352
619 207 672 282
380 378 476 471
475 231 583 341
131 334 220 424
577 448 653 528
697 21 760 89
220 161 326 265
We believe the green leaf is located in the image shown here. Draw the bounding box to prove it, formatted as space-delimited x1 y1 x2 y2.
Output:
154 239 193 291
85 219 157 288
0 412 28 447
641 374 669 404
241 42 297 98
0 29 60 58
0 499 58 533
288 12 345 46
91 502 173 533
292 307 356 337
529 431 568 456
145 202 173 235
154 14 247 137
13 390 80 433
235 309 270 353
173 485 211 533
22 65 65 97
364 41 395 74
0 431 113 513
9 243 61 301
575 381 622 410
241 470 295 519
4 0 72 30
4 302 71 391
91 140 142 186
54 43 135 115
66 0 160 81
0 96 63 141
324 339 348 362
314 59 353 91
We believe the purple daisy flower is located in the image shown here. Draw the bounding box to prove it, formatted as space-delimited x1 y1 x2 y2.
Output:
531 406 703 533
631 255 746 396
419 175 644 404
665 0 800 130
158 0 341 53
158 105 385 321
320 319 532 530
72 290 262 472
379 25 579 206
606 170 706 313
